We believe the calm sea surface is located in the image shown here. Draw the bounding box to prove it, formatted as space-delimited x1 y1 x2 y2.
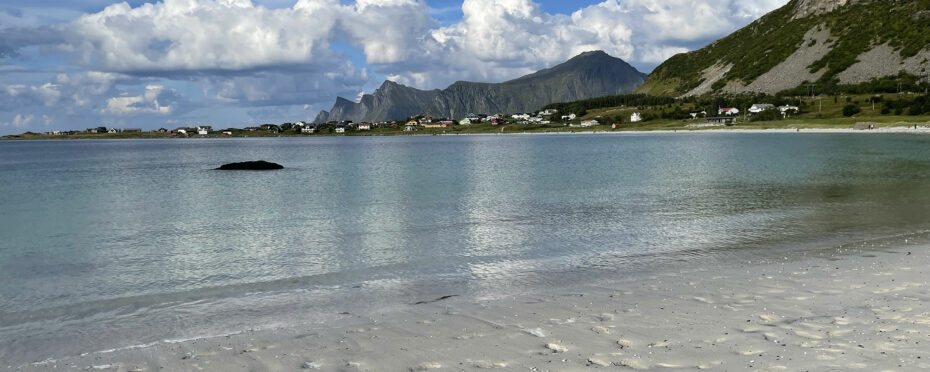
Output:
2 133 930 364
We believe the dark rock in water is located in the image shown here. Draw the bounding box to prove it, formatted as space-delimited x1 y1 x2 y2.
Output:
216 161 284 170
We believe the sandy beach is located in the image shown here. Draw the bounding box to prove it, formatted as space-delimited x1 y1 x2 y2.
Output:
15 232 930 372
419 125 930 137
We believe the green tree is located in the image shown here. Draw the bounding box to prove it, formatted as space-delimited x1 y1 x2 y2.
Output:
842 104 861 117
750 108 781 122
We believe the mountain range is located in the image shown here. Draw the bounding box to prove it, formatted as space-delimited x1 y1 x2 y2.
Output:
314 51 646 123
315 0 930 122
637 0 930 97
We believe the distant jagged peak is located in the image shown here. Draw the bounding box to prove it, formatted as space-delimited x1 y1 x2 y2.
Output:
375 79 438 93
379 80 402 90
315 50 645 123
792 0 863 19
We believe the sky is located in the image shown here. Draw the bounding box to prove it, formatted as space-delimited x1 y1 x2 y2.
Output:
0 0 789 134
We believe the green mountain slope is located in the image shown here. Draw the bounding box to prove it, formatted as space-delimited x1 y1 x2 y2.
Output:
638 0 930 97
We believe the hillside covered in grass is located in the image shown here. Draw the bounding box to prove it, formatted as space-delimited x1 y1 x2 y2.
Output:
638 0 930 97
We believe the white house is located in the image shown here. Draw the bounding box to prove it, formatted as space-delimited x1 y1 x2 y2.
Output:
512 113 531 120
630 112 643 122
778 105 800 116
459 118 472 125
749 104 775 114
301 125 315 134
335 126 346 133
539 109 558 116
690 111 707 119
561 113 577 121
358 123 371 130
719 107 740 116
580 119 599 127
197 126 209 135
404 124 417 132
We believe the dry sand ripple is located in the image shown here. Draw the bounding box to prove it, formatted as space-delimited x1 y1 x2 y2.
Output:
14 244 930 371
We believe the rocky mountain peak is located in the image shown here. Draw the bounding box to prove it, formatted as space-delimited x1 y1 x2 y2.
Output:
379 80 401 91
573 50 609 59
314 51 645 123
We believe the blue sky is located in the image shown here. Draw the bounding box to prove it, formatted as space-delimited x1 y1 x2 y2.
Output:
0 0 788 134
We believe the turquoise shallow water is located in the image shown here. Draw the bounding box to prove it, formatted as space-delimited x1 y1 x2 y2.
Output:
1 133 930 364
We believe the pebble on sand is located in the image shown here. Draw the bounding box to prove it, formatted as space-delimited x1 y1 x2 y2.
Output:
413 362 442 370
545 343 568 353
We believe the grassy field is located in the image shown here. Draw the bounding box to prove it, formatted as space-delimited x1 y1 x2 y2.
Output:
573 93 930 130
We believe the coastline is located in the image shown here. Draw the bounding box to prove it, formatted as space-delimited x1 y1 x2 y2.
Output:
443 126 930 136
3 124 930 141
0 117 930 141
16 234 930 371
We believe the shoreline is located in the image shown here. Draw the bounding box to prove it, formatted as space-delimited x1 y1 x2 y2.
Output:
15 234 930 371
3 124 930 141
443 126 930 136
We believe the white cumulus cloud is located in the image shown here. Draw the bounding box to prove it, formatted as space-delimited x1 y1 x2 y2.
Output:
101 85 187 115
45 0 785 87
377 0 788 88
0 114 35 128
1 83 62 109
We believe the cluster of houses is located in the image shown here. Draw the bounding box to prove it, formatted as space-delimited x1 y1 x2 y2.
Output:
84 126 144 134
35 102 807 137
719 104 800 117
457 110 558 126
42 108 597 137
567 119 600 128
35 125 221 137
685 104 801 126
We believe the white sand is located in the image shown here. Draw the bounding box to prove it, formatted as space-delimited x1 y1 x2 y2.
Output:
16 237 930 371
441 125 930 136
583 125 930 135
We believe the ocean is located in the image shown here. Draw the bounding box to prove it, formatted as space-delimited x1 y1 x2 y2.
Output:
2 133 929 365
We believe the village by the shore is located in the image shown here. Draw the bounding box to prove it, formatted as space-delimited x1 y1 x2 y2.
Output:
6 100 930 140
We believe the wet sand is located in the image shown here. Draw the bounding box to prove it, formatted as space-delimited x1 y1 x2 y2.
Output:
15 235 930 371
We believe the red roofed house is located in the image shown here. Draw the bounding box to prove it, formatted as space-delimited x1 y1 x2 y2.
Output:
719 107 740 116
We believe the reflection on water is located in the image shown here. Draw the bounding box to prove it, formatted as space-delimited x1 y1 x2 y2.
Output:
1 133 930 363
